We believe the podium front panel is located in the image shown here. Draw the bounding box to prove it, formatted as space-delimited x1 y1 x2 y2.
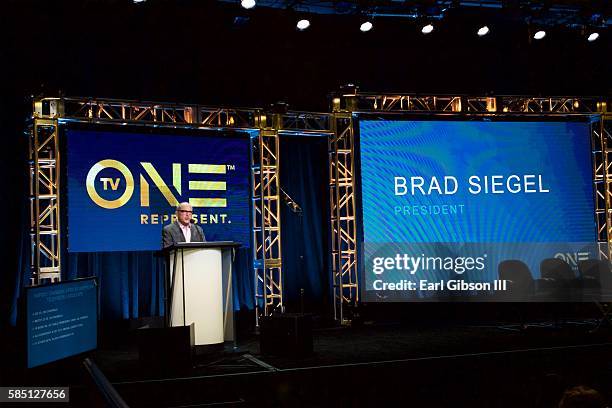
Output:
169 248 224 345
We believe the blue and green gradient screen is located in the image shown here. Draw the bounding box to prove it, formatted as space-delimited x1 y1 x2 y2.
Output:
358 119 597 301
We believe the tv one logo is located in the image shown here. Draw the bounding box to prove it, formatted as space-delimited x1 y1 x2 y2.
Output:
554 252 590 268
85 159 234 209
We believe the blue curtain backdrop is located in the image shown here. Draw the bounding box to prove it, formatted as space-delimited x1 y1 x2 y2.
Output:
64 249 252 320
278 135 331 314
7 131 330 325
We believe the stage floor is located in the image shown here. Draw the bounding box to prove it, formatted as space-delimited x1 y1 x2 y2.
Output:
91 319 612 407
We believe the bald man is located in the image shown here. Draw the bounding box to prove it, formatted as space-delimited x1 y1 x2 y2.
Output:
162 202 206 248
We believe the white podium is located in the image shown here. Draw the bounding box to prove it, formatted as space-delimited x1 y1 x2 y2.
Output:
164 242 240 346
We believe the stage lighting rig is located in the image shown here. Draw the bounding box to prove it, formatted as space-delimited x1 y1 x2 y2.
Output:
587 32 600 42
533 30 546 40
477 25 490 36
360 21 373 32
421 23 434 34
216 1 611 33
297 18 311 30
241 0 256 10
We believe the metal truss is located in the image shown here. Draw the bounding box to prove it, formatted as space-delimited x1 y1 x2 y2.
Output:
30 96 335 326
278 111 332 134
594 115 612 260
253 111 333 322
31 94 610 323
331 89 610 317
31 97 286 320
29 111 61 284
42 97 263 129
347 92 608 115
348 94 466 112
329 112 358 324
252 123 283 321
498 97 606 114
605 117 612 259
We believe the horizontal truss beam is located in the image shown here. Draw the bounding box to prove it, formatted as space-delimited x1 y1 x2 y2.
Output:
333 93 608 114
35 97 333 133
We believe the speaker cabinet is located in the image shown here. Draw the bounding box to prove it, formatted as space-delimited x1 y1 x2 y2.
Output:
260 314 313 357
137 323 195 371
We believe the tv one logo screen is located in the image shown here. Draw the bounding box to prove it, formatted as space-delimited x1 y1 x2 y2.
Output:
66 129 251 252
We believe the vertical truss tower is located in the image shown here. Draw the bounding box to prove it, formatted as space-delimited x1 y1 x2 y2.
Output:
593 112 612 259
29 99 63 284
252 118 283 321
329 110 358 323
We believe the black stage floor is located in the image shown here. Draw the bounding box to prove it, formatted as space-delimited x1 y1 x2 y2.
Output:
98 318 612 407
4 311 612 407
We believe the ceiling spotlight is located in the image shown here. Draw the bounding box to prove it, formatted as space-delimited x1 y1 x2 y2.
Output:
421 24 434 35
241 0 256 9
133 0 146 3
297 19 311 31
587 32 600 42
360 21 373 32
477 26 490 37
533 30 546 40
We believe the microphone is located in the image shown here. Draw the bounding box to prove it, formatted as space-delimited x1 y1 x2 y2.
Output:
280 187 303 215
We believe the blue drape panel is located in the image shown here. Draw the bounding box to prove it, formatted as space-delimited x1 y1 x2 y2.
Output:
66 252 165 320
64 247 255 320
279 135 331 313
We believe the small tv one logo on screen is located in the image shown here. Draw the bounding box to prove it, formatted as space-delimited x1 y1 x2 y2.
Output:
85 159 233 209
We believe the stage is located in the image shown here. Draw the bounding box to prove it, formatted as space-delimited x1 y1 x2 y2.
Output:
11 92 612 408
4 308 611 407
2 2 611 407
65 319 612 407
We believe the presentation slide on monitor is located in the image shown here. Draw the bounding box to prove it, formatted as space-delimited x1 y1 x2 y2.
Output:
66 128 251 252
27 278 97 368
358 119 597 301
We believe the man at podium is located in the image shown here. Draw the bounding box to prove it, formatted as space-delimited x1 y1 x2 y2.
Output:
162 202 206 248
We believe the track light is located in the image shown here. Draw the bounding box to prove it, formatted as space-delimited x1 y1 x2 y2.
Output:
533 30 546 40
421 24 434 34
587 32 600 42
297 19 311 31
477 25 490 37
360 21 373 32
241 0 256 9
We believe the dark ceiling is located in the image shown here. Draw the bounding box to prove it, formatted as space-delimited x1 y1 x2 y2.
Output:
1 0 609 114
